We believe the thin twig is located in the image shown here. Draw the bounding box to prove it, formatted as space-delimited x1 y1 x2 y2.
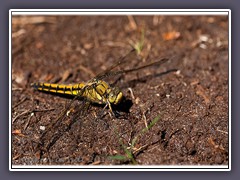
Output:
128 88 135 100
127 15 137 30
12 110 31 123
142 113 148 129
13 97 28 109
78 64 96 78
217 128 228 135
12 87 23 91
24 112 34 130
32 108 55 113
12 108 55 123
12 16 56 25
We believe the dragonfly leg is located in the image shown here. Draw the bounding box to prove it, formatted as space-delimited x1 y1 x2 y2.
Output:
107 100 117 118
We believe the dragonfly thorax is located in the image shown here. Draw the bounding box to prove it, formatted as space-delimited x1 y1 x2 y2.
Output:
85 80 123 105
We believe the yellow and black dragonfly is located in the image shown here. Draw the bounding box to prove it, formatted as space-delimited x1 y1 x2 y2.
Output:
31 49 169 152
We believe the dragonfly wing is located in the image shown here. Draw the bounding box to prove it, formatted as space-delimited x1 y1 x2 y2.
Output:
39 88 89 151
94 49 137 80
97 57 170 82
95 49 170 81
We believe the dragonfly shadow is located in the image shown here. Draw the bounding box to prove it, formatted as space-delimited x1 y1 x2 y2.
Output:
113 96 133 114
117 68 178 89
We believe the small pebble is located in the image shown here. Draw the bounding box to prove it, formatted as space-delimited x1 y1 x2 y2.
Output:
39 126 45 131
199 35 209 42
199 43 207 49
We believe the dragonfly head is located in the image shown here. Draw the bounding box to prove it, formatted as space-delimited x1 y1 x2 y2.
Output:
107 87 123 105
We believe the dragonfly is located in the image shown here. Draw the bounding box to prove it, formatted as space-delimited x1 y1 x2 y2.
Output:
31 49 169 152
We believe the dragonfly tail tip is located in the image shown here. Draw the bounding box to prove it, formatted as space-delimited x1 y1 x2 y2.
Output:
30 82 38 89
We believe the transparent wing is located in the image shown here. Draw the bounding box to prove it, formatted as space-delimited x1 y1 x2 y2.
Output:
39 88 90 151
98 57 170 80
95 49 170 81
94 49 136 80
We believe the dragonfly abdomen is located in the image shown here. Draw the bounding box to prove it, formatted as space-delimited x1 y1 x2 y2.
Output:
31 82 85 96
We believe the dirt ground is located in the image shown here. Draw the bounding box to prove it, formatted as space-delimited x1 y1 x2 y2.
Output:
11 15 229 166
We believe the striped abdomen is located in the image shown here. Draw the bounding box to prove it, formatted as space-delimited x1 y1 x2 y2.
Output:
31 82 85 96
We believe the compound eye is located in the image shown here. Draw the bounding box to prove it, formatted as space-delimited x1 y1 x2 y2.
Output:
108 92 117 103
108 88 123 105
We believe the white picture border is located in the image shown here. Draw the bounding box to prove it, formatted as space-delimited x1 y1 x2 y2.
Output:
9 9 231 171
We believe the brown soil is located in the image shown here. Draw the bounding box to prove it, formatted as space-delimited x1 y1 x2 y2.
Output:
11 15 229 166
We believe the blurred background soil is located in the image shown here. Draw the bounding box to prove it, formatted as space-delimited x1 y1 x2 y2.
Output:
11 15 229 165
